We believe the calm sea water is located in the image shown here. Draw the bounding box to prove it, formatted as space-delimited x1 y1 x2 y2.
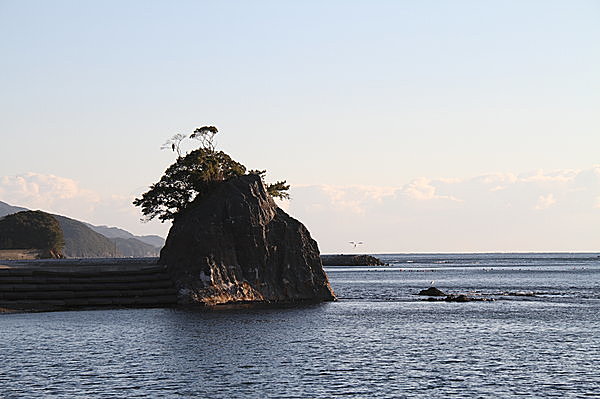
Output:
1 253 599 398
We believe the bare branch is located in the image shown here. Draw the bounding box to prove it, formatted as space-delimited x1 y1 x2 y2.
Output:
161 133 187 157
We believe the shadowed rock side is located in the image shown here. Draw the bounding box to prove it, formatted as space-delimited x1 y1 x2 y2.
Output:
159 174 336 306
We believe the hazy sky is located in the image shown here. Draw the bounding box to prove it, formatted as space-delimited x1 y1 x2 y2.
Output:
1 1 599 252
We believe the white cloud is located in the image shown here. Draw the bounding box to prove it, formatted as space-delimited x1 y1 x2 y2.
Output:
0 172 169 237
3 167 599 253
287 166 600 253
519 169 579 183
0 173 99 210
403 178 461 202
534 194 557 210
305 184 398 214
477 173 518 185
321 185 364 214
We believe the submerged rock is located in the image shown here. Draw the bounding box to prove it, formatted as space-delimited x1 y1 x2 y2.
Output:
418 287 446 296
159 174 336 306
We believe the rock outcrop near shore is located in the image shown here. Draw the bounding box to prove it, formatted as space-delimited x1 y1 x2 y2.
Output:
321 254 386 266
418 287 446 296
159 174 336 306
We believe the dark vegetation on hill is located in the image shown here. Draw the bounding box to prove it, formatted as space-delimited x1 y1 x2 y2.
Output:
55 216 162 258
0 201 27 218
0 200 162 258
0 211 64 258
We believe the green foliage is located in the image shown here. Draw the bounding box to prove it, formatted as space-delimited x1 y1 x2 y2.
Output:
248 170 291 200
0 211 64 258
135 126 291 222
190 126 218 151
266 180 291 200
134 148 247 221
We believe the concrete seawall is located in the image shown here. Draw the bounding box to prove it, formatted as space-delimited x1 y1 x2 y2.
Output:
0 258 177 313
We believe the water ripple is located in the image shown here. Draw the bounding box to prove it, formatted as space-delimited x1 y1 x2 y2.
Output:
1 254 600 397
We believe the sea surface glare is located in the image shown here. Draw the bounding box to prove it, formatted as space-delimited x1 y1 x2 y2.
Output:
1 253 599 398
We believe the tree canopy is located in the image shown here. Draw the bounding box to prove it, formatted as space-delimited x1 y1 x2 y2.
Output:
134 126 290 222
0 211 65 258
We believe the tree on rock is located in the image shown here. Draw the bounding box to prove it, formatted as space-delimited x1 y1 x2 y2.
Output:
249 170 291 200
134 126 290 222
0 211 65 258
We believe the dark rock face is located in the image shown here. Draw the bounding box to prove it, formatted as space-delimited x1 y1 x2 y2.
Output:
418 287 446 296
159 174 336 306
321 254 386 266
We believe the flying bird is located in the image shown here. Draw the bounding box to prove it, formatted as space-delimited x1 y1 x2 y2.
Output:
349 241 364 248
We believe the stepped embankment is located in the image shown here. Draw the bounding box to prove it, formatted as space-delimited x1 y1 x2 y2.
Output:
0 257 177 313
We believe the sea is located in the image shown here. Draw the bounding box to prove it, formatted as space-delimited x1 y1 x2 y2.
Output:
1 253 599 398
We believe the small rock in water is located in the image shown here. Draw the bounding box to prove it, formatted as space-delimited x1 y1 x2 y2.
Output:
421 290 496 302
444 294 495 302
418 287 446 296
320 254 386 266
445 294 471 302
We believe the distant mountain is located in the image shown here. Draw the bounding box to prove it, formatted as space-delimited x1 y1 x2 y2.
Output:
111 237 161 257
54 215 119 258
86 224 165 248
136 235 165 248
0 201 28 218
0 200 163 258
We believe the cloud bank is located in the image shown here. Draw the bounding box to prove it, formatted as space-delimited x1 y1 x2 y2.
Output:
0 172 170 237
2 167 599 252
286 167 600 253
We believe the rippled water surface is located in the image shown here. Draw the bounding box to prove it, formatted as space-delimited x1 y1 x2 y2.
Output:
1 253 599 398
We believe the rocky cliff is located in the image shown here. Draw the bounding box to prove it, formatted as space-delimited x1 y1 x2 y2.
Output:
159 174 335 306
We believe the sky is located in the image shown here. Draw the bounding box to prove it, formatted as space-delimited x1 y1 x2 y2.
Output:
1 0 599 253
